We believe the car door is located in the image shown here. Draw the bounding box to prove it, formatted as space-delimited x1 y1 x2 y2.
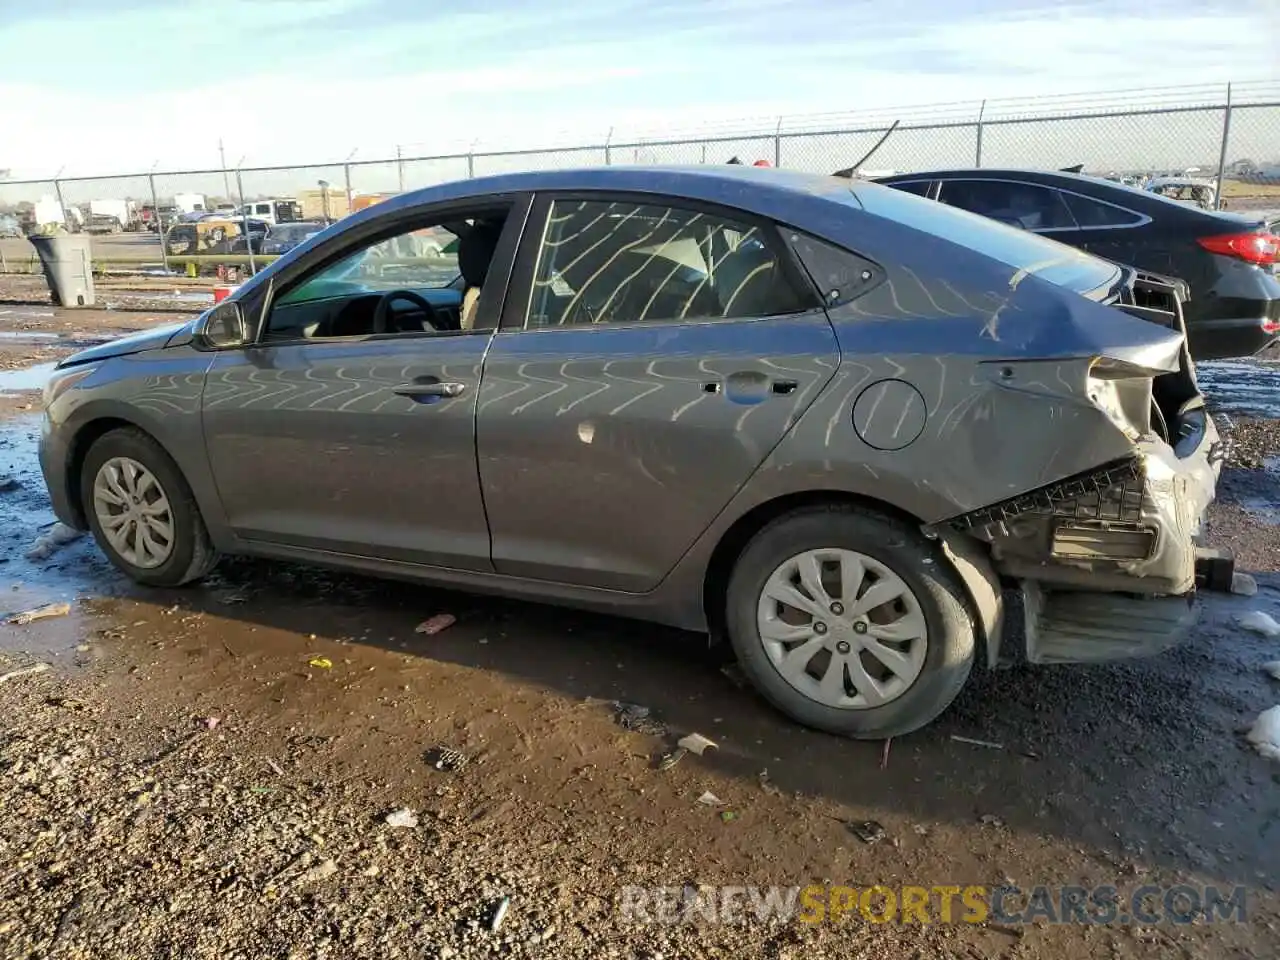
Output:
200 196 528 571
474 193 841 592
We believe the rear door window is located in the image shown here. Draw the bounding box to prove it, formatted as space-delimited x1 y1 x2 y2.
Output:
937 179 1076 231
526 199 812 328
1060 192 1146 228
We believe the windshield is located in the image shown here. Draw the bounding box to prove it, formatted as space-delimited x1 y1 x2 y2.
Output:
854 182 1121 295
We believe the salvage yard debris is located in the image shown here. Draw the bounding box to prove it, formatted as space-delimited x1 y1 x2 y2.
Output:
612 700 666 736
307 656 333 670
25 523 83 561
696 790 723 806
488 895 511 933
951 734 1006 750
0 662 51 684
424 746 468 772
384 807 419 829
847 820 887 844
415 613 457 635
6 602 71 624
656 747 686 771
676 732 717 755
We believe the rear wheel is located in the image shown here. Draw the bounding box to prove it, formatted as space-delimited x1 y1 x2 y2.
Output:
725 505 974 739
80 428 217 587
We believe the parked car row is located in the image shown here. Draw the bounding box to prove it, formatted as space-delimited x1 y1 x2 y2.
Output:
39 165 1233 742
162 216 329 258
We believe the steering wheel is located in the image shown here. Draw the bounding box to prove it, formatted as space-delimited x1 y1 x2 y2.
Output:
372 289 443 334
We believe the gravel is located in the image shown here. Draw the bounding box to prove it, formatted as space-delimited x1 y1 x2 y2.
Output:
0 669 971 959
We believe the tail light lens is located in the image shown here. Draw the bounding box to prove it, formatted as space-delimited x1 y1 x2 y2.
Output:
1196 231 1280 265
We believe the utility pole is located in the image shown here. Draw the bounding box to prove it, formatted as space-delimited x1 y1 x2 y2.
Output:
218 139 231 200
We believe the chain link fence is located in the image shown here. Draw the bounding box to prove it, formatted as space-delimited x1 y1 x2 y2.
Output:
2 80 1277 274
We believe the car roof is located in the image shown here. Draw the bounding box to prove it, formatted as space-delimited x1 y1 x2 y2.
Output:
348 165 868 224
877 167 1141 189
875 167 1256 224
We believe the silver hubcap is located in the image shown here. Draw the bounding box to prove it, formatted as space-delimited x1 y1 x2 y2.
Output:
756 548 927 709
92 457 174 569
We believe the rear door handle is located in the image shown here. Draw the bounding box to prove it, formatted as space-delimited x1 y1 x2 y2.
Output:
771 379 799 396
394 381 467 399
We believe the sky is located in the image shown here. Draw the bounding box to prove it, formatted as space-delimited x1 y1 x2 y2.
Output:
0 0 1276 186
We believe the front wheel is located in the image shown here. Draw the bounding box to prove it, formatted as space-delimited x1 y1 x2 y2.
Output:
80 427 218 587
725 505 975 739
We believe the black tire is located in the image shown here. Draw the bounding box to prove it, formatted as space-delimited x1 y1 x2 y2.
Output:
725 505 974 739
80 427 218 587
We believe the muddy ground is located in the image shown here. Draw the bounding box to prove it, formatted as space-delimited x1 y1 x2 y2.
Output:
1 306 1279 959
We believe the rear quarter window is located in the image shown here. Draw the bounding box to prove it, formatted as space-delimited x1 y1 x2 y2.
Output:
1061 192 1146 228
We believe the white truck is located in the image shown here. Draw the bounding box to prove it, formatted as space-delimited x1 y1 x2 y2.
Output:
32 196 83 232
238 197 303 225
87 198 141 233
173 193 207 216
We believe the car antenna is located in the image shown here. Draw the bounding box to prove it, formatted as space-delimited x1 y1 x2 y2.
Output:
726 156 743 165
831 119 901 179
1059 163 1085 173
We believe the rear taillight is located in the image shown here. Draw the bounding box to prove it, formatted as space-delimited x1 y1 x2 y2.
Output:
1263 319 1280 335
1196 231 1280 265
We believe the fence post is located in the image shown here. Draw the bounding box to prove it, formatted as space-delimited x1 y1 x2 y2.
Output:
53 178 70 232
396 145 405 194
975 100 987 168
1214 82 1233 211
466 153 475 178
774 117 783 167
236 169 256 276
343 162 353 214
605 127 613 166
148 172 170 276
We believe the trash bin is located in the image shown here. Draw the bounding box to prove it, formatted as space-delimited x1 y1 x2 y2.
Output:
27 233 95 307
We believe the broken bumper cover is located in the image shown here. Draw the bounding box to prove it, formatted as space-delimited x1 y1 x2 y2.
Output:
945 415 1221 663
949 423 1220 596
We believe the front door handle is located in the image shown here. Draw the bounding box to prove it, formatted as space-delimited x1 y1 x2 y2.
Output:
394 381 467 399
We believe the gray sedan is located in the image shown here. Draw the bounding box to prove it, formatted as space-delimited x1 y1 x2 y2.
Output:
37 166 1222 737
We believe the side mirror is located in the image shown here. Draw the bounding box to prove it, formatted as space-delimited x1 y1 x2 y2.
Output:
195 300 248 349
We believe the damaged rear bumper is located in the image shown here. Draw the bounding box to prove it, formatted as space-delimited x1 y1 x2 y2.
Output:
943 413 1222 663
949 423 1220 596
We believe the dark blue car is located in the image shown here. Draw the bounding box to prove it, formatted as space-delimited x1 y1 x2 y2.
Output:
876 168 1280 359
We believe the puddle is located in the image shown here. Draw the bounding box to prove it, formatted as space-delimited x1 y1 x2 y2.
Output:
0 309 56 319
0 414 121 658
0 331 111 350
1197 359 1280 418
1226 455 1280 525
0 331 60 342
0 362 56 396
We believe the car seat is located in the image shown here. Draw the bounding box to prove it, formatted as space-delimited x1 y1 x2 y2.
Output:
457 222 502 330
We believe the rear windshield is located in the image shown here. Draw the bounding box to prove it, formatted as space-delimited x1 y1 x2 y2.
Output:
852 183 1121 296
